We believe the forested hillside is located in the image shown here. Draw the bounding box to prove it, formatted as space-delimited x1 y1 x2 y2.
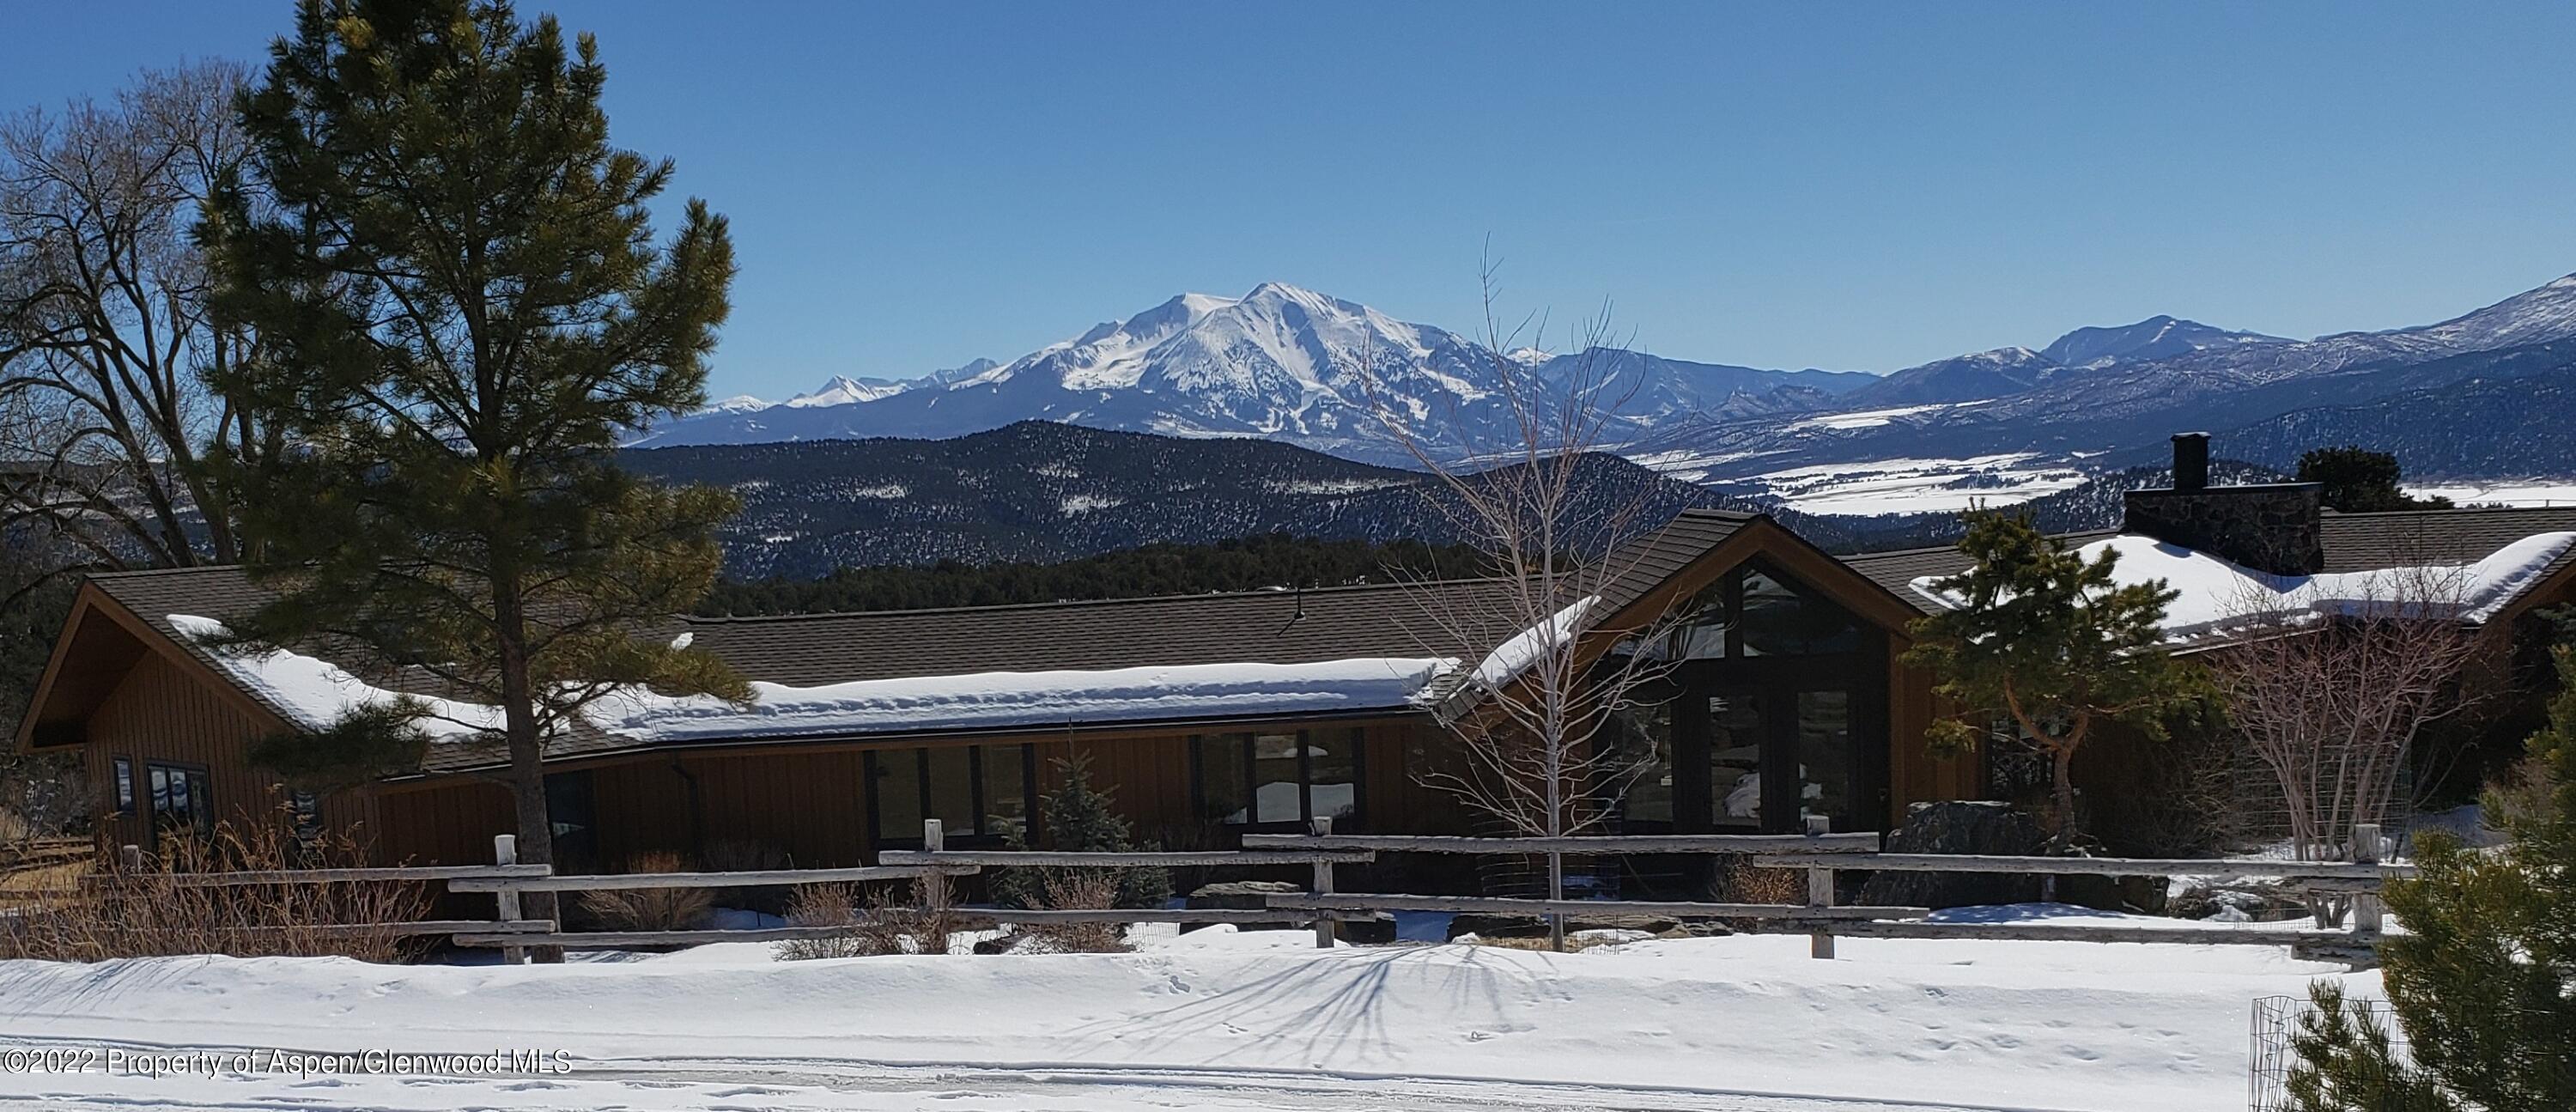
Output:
625 421 1844 579
697 533 1487 616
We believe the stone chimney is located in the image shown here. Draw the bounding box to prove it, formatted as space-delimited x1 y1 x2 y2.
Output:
2121 432 2324 575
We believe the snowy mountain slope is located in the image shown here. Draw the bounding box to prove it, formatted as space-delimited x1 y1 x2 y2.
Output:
1637 272 2576 485
1841 347 2060 407
635 283 1868 461
2038 315 2287 368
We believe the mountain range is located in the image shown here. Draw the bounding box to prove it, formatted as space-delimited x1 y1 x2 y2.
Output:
635 273 2576 516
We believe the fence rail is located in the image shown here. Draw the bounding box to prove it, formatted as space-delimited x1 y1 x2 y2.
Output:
98 818 2403 968
1240 832 1883 854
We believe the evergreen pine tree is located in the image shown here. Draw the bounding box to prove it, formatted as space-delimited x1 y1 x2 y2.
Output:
2286 645 2576 1109
200 0 748 910
993 754 1171 909
2297 447 2451 513
1901 510 2202 841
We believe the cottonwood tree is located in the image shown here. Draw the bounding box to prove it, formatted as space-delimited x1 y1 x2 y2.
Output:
203 0 749 939
1366 264 1684 950
0 61 266 578
1903 511 2202 844
2204 562 2492 866
2285 644 2576 1110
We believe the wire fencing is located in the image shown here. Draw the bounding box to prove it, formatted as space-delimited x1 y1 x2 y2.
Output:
2249 994 2407 1112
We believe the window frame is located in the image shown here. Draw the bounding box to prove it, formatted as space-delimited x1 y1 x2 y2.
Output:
866 743 1038 848
1190 727 1365 829
111 756 136 815
143 760 214 845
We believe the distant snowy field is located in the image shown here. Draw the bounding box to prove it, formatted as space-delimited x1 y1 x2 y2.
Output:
0 909 2371 1112
1747 455 2091 516
2408 480 2576 507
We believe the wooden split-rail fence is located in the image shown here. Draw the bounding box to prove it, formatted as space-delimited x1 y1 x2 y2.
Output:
75 817 2410 967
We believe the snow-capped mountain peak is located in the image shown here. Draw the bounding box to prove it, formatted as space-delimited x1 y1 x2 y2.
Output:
633 283 1865 457
784 374 915 409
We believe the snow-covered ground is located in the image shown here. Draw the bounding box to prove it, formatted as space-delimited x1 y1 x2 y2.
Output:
0 911 2372 1112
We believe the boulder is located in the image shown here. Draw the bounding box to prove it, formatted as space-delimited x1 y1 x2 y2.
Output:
1335 915 1398 945
1857 800 2047 910
1445 911 1689 941
1183 879 1303 933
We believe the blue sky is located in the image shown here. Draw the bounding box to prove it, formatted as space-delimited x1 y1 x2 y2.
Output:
9 2 2575 399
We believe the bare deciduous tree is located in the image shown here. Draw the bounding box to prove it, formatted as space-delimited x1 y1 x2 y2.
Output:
0 61 267 581
1366 263 1686 950
2205 561 2494 870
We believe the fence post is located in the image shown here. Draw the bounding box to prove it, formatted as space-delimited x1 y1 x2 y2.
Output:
1804 815 1836 960
492 835 526 966
2349 823 2383 940
118 844 143 872
921 818 948 953
1310 816 1336 949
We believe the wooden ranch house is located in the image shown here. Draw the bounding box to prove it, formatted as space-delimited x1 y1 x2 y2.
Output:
18 434 2576 888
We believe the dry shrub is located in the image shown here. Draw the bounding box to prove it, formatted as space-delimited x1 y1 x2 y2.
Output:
775 875 956 959
578 852 712 933
0 816 428 963
0 808 27 847
1706 857 1813 933
773 881 868 961
1712 856 1806 906
866 872 955 955
1013 869 1127 954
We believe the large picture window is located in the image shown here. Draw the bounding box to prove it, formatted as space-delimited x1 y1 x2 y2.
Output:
1607 558 1886 836
870 744 1036 845
1654 562 1861 662
1191 729 1361 827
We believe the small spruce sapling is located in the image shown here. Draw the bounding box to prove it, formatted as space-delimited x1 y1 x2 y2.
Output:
991 754 1171 910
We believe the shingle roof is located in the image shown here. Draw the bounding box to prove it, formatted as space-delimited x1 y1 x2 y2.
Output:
2316 506 2576 576
683 578 1502 687
68 511 1789 769
1838 506 2576 616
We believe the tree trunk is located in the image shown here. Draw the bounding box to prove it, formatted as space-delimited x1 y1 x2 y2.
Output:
494 581 563 963
2050 744 2077 848
1547 848 1565 952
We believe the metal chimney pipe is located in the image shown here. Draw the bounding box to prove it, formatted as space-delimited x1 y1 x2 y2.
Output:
2171 432 2209 491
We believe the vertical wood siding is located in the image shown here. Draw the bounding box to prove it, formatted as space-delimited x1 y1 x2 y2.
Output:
78 652 383 857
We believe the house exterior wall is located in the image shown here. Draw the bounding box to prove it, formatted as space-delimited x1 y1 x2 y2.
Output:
366 717 1459 872
1884 630 1981 822
80 650 376 857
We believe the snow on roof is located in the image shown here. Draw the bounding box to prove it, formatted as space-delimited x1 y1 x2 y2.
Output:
1906 532 2576 642
167 615 507 739
588 657 1457 743
1469 596 1599 690
167 614 1455 744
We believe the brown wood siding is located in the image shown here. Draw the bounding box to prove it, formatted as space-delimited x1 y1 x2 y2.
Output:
79 651 378 856
1885 630 1979 823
